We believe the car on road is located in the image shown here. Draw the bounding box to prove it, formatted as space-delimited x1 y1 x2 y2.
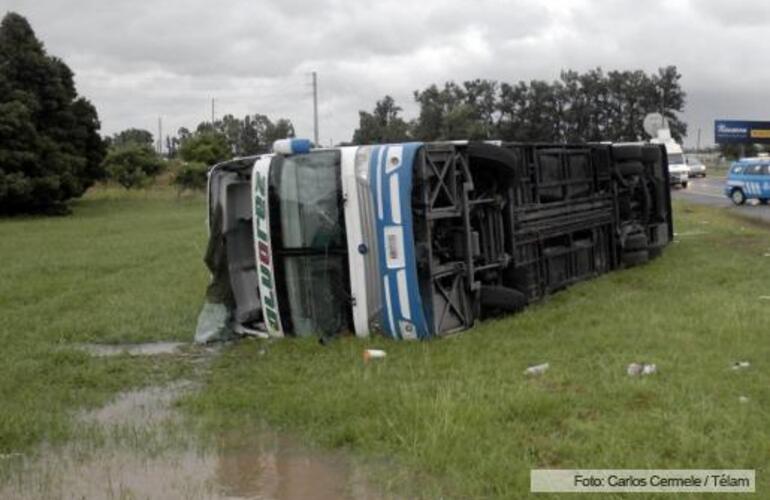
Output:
686 155 707 177
724 158 770 205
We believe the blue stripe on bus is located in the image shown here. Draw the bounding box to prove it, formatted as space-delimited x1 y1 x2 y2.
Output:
369 143 431 340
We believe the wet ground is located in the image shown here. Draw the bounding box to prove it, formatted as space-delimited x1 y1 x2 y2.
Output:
75 341 189 357
1 346 396 500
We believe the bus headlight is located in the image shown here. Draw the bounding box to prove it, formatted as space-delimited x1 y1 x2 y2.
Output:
355 146 373 182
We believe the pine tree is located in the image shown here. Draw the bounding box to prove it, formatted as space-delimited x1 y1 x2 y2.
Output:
0 12 106 214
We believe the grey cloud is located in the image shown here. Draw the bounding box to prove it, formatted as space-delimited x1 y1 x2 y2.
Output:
7 0 770 146
696 0 770 27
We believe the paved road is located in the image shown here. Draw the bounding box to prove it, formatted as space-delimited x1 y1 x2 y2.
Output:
671 175 770 223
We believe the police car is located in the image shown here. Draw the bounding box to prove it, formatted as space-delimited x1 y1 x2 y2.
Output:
724 157 770 205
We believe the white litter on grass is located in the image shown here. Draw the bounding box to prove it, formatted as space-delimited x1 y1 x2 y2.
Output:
523 363 550 376
732 361 751 370
627 362 657 377
764 253 770 257
233 322 269 339
759 296 770 301
739 396 750 404
363 349 386 362
674 230 708 237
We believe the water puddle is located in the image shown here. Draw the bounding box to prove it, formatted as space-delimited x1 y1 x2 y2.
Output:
0 382 396 500
75 341 188 357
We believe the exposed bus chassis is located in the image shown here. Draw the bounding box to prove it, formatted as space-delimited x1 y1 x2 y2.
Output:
411 142 672 336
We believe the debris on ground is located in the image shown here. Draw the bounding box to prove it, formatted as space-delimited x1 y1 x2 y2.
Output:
759 296 770 300
673 230 708 238
732 361 751 370
233 322 269 339
363 349 387 362
627 362 657 376
523 363 550 376
739 396 750 404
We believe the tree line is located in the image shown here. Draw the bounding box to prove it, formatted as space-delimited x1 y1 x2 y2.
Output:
101 114 295 191
352 66 687 145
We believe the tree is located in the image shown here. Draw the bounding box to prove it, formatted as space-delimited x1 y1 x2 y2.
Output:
352 95 410 144
404 67 688 144
652 66 687 142
0 12 106 214
173 161 208 193
167 114 295 159
102 143 163 189
263 117 295 147
719 143 760 160
178 131 230 165
111 128 154 148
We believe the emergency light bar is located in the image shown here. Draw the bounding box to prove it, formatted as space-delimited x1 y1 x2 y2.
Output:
272 138 312 155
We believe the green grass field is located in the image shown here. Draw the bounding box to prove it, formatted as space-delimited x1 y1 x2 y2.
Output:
0 187 206 453
1 188 768 498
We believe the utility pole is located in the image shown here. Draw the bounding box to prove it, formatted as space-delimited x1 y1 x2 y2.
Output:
696 128 701 153
312 71 319 146
157 116 163 155
211 98 216 124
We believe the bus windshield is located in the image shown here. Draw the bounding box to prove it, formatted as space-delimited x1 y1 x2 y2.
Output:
273 150 351 336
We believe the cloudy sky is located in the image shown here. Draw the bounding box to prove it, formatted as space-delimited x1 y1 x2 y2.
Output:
6 0 770 148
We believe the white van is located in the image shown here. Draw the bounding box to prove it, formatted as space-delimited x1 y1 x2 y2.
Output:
651 129 688 188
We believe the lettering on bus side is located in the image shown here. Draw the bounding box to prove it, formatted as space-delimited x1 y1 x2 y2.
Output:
253 171 281 332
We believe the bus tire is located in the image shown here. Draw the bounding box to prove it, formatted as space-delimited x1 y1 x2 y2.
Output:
618 161 645 177
642 146 662 163
480 286 527 314
625 232 648 251
613 145 642 161
622 250 649 267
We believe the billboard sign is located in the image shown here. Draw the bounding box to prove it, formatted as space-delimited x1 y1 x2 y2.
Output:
715 120 770 144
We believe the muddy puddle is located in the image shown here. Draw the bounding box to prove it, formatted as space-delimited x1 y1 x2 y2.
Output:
75 341 189 357
0 383 397 500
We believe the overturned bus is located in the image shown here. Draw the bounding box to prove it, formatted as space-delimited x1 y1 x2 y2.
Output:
197 139 672 342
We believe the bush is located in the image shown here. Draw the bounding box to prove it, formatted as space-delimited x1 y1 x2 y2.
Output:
179 132 230 165
103 144 164 189
173 162 209 193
